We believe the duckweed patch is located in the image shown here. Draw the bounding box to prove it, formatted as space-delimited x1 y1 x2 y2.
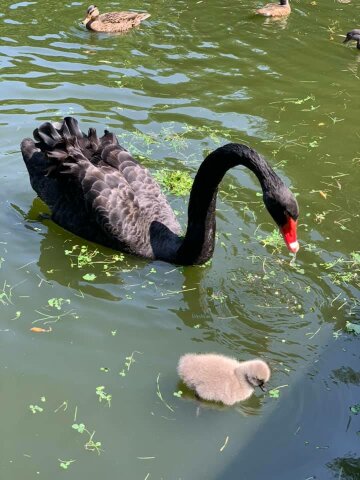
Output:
346 321 360 336
29 404 43 414
72 422 103 455
58 459 76 470
153 169 193 196
119 351 142 377
350 403 360 415
48 297 70 310
258 229 283 253
95 386 112 407
65 244 126 276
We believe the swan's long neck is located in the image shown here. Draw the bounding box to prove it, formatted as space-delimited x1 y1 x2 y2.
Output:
174 144 282 265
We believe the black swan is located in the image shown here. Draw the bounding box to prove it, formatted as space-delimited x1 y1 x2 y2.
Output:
20 117 299 266
343 30 360 49
177 353 271 405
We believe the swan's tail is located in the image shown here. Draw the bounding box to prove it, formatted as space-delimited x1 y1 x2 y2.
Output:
20 117 121 204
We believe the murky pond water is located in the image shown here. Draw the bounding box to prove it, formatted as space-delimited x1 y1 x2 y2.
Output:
1 1 359 479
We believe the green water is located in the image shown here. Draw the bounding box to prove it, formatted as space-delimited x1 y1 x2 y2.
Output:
1 0 359 478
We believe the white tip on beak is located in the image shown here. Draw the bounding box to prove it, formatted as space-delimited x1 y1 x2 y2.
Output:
288 241 299 253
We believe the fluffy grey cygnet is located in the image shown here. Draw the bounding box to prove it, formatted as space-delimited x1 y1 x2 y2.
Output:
177 353 271 406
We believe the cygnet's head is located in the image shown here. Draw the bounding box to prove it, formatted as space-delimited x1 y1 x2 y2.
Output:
237 359 271 392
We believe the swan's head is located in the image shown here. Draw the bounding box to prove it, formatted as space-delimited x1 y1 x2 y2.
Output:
82 5 99 25
343 30 360 44
263 184 299 253
237 359 271 392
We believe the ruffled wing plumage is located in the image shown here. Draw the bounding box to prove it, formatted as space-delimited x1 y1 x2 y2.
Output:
90 11 151 32
99 11 151 24
21 117 181 258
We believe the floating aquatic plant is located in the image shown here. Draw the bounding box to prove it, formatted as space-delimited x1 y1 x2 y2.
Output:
153 169 193 197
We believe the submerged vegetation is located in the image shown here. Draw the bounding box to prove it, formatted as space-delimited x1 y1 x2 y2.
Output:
153 169 193 196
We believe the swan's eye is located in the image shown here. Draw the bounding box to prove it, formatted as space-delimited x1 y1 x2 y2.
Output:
285 209 298 221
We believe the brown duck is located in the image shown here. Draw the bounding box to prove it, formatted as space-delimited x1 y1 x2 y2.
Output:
257 0 291 17
82 5 150 32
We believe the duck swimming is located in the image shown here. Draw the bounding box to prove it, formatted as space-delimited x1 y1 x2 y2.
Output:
177 353 271 405
257 0 291 17
82 5 150 33
343 30 360 49
20 117 299 266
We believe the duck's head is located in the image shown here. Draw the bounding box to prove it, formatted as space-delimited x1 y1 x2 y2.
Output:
343 30 360 44
82 5 100 25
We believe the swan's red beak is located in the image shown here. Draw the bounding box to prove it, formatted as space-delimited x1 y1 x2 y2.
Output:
280 217 299 253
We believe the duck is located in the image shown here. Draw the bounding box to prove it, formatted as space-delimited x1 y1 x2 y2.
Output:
256 0 291 17
177 353 271 405
343 30 360 49
82 5 150 33
20 117 299 266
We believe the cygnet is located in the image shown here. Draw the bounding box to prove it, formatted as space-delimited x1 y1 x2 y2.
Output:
177 353 271 406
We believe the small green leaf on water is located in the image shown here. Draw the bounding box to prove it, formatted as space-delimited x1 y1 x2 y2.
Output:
48 297 70 310
58 459 75 470
82 273 97 282
350 403 360 415
173 390 183 398
96 386 112 407
100 367 109 373
72 423 85 433
346 321 360 335
29 404 43 414
269 389 280 398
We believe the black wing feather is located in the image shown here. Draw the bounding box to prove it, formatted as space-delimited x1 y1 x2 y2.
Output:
21 117 181 257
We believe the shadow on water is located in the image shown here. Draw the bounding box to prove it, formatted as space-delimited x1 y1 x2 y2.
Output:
327 456 360 480
216 330 360 480
12 198 143 301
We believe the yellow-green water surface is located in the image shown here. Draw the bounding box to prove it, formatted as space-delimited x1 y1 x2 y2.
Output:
1 0 359 479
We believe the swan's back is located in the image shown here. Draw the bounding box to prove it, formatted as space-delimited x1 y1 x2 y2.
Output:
21 117 181 258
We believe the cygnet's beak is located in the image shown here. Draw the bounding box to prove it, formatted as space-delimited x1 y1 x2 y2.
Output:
258 382 267 392
343 36 350 44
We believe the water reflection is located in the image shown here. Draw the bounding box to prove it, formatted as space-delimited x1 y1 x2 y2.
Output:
16 199 130 300
327 456 360 480
178 380 265 416
331 367 360 386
